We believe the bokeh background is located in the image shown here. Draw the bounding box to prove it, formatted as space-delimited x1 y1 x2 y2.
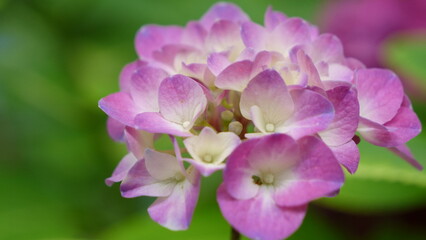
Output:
1 0 426 239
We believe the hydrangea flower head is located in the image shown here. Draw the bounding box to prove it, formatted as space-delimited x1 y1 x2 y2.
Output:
99 2 422 239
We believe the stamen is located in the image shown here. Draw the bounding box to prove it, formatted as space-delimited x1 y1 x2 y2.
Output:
263 173 274 184
265 123 275 132
182 121 191 129
203 154 213 163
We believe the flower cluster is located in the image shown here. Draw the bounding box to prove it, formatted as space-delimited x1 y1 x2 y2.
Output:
99 3 422 240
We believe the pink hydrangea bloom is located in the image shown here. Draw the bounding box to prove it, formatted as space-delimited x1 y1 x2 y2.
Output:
99 2 422 239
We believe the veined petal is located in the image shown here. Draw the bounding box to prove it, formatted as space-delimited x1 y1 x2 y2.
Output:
358 106 421 147
207 52 231 76
215 60 253 91
144 149 184 181
307 33 345 64
241 21 267 50
200 2 249 30
130 66 169 113
183 127 241 176
319 85 359 146
148 168 201 231
135 25 183 59
217 184 307 240
205 20 243 54
119 60 146 92
274 136 344 207
223 138 261 200
279 88 334 139
295 49 323 88
98 92 141 127
356 69 404 124
270 18 313 54
135 112 192 137
124 127 154 159
240 70 294 128
159 74 207 128
329 140 360 174
120 159 176 198
105 153 138 186
264 7 287 30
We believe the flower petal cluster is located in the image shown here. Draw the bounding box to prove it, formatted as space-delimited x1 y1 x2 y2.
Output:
99 2 422 239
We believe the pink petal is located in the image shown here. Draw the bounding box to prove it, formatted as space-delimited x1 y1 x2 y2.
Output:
148 169 200 230
105 153 138 186
135 112 192 137
295 49 323 88
98 92 141 127
107 117 125 141
200 2 249 30
329 140 360 174
130 66 169 113
119 60 146 92
217 184 307 240
241 21 267 50
144 149 183 180
135 25 183 59
207 52 230 76
240 70 294 126
181 21 207 49
183 158 225 177
319 85 359 146
264 6 287 30
205 20 243 54
282 88 334 139
223 138 261 200
356 69 404 124
215 60 253 91
307 34 345 64
158 74 207 128
358 106 421 147
123 127 154 159
274 136 344 207
271 18 313 54
389 144 423 170
120 159 176 198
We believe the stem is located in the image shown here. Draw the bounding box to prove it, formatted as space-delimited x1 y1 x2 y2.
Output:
230 226 241 240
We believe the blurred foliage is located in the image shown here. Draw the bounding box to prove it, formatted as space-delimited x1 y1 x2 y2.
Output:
0 0 425 239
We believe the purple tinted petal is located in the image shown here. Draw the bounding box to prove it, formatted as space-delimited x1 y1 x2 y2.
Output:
241 21 267 50
223 138 261 200
98 92 141 127
130 66 169 112
120 159 175 198
264 7 287 30
206 20 243 53
119 60 146 92
159 74 207 128
107 117 125 141
240 70 294 127
148 169 200 230
124 127 154 159
356 69 404 124
307 34 345 64
274 136 344 207
329 140 360 174
271 18 313 54
389 144 423 170
135 112 192 137
181 21 207 49
215 60 253 91
105 153 138 186
319 85 359 146
282 88 334 139
183 158 225 177
207 52 230 76
217 184 307 240
144 149 182 181
296 49 323 88
135 25 183 59
200 2 249 30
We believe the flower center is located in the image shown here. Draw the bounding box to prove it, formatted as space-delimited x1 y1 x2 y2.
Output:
174 172 185 182
182 121 191 129
265 123 275 132
252 173 275 185
202 154 213 163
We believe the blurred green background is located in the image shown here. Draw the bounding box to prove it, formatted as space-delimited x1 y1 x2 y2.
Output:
1 0 426 239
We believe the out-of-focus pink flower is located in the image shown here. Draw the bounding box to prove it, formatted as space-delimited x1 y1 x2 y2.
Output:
322 0 426 67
